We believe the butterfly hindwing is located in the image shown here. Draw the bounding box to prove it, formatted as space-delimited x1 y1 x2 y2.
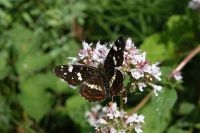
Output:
53 65 95 86
80 72 106 102
109 69 124 96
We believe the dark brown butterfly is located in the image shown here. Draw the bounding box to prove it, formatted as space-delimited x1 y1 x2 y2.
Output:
53 36 125 102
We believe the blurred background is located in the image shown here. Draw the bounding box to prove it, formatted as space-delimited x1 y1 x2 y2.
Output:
0 0 200 133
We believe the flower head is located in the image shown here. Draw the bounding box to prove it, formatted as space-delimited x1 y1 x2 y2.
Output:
85 103 144 133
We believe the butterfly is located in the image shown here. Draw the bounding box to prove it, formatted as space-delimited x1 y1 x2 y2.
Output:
53 36 126 102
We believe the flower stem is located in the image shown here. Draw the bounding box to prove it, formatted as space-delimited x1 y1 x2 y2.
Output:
171 45 200 76
128 91 153 115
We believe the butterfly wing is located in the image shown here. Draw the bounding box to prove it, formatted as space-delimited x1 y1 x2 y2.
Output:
104 36 125 97
109 69 124 96
104 36 125 69
80 72 106 102
53 65 96 86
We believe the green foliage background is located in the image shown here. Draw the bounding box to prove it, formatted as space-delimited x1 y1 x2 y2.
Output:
0 0 199 133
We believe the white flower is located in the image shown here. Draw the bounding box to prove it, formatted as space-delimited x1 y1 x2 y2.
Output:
126 114 138 124
126 114 144 133
125 38 134 50
137 82 147 92
131 69 144 79
126 113 144 124
110 127 117 133
91 104 102 113
85 111 98 127
172 71 183 81
149 83 162 96
78 41 93 60
131 52 146 65
137 115 144 123
93 42 109 63
82 41 92 50
98 118 108 125
135 125 143 133
144 63 162 81
107 112 115 119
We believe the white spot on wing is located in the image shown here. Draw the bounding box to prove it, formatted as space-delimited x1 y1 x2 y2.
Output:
77 72 82 81
109 72 116 87
68 65 73 72
83 82 102 91
113 57 117 65
113 46 117 51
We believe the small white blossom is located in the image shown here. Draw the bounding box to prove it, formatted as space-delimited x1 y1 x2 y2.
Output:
144 63 162 81
91 104 102 113
93 42 109 63
125 38 134 50
126 114 138 124
98 118 108 125
149 83 163 96
137 82 147 92
110 127 117 133
135 125 143 133
82 41 92 50
78 42 92 59
172 71 183 81
131 69 144 79
131 52 146 65
126 114 144 133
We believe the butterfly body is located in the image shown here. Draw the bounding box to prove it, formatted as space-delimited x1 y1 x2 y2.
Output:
54 36 125 102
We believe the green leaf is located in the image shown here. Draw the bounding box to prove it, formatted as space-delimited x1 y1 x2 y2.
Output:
65 96 89 131
0 96 12 132
178 102 195 115
6 24 41 56
48 71 77 94
166 15 194 44
18 74 53 122
16 52 52 76
167 126 188 133
140 34 175 62
141 88 177 133
0 51 10 79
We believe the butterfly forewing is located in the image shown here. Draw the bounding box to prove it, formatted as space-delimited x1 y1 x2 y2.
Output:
80 72 106 102
53 65 95 86
104 36 125 69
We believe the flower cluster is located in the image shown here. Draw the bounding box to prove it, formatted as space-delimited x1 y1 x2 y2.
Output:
70 37 162 96
85 102 144 133
122 38 162 96
188 0 200 10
